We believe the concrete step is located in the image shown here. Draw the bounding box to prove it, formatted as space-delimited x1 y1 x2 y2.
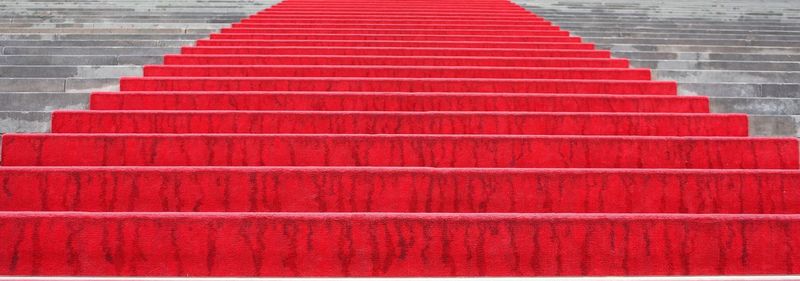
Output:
0 34 208 40
534 15 800 24
541 17 800 25
2 46 180 55
654 70 800 83
0 78 118 92
632 60 800 71
0 23 229 28
0 0 275 144
680 82 800 98
591 37 800 48
0 55 162 65
747 115 800 137
603 44 800 55
0 39 195 46
559 25 800 35
614 51 800 62
577 32 800 41
0 9 268 13
562 26 800 35
711 97 800 115
0 92 89 111
2 18 247 24
515 0 800 137
706 97 800 136
553 20 800 29
549 13 800 19
0 28 217 34
0 8 267 11
0 65 141 78
0 14 256 18
0 111 50 133
0 10 266 14
0 13 257 17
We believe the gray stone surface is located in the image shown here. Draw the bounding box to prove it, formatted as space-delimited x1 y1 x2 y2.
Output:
0 111 50 133
2 47 182 55
515 0 800 137
711 97 800 115
0 55 163 65
0 92 89 111
0 0 280 155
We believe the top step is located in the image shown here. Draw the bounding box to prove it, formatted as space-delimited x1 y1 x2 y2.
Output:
247 14 545 20
239 18 552 25
218 27 568 36
231 23 557 29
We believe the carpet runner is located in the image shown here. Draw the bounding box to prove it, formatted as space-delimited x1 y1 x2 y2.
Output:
1 0 799 277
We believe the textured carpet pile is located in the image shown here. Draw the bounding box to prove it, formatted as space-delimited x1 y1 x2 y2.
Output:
1 0 799 276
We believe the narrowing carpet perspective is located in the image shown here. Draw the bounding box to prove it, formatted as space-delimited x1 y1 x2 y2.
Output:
0 0 799 277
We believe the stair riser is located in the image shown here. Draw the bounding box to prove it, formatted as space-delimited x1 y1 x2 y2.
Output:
275 2 517 5
267 7 526 12
268 7 525 11
239 19 552 25
1 213 798 276
269 4 526 8
218 28 569 36
195 39 594 49
2 135 795 168
258 10 532 16
183 46 613 58
50 112 746 136
118 78 675 95
142 66 652 80
248 15 543 20
88 92 709 112
164 55 619 68
280 0 515 3
275 3 519 7
1 168 796 213
231 23 559 30
257 11 534 16
206 33 581 42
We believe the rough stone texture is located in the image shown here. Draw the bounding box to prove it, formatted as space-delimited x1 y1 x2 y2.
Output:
514 0 800 136
0 0 283 160
2 0 799 142
0 0 280 134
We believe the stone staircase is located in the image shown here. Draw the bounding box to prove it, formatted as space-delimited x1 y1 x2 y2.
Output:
2 0 799 138
513 0 800 136
0 0 278 135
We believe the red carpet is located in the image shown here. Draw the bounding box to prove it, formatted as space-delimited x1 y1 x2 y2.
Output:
182 47 616 57
1 0 799 276
2 212 799 276
1 167 799 213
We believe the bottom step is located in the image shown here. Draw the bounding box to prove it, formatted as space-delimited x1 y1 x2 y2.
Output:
1 212 798 276
0 275 800 281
